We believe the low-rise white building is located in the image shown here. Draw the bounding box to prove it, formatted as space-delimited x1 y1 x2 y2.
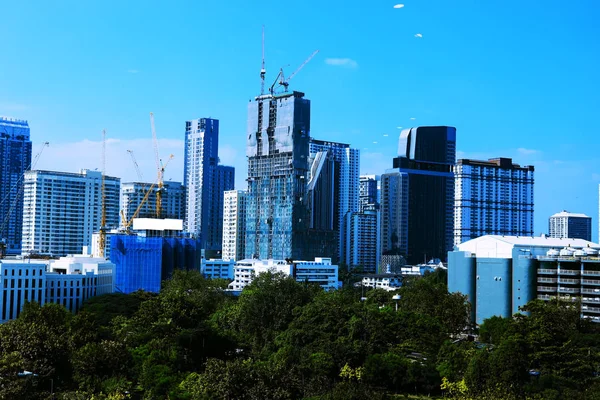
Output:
361 274 403 292
228 257 338 292
0 256 115 322
201 259 235 280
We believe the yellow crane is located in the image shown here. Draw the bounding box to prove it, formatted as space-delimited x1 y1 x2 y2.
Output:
99 129 107 258
150 112 174 219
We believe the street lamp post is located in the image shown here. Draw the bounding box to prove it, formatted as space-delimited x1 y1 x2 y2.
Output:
392 294 401 312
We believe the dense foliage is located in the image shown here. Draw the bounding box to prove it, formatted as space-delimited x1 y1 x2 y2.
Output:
0 268 599 399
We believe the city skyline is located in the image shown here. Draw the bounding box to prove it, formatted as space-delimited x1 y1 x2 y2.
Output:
2 1 600 240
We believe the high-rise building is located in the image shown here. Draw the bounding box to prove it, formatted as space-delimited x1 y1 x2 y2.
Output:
344 209 380 273
360 175 379 212
246 91 332 260
184 118 235 252
0 117 32 255
222 190 247 261
549 210 592 241
381 126 456 265
308 139 360 262
121 181 185 225
21 169 120 256
454 158 534 245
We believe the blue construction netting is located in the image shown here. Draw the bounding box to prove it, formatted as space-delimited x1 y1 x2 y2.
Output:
111 235 163 294
111 235 202 294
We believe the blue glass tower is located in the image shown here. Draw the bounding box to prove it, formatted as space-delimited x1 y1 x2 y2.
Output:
246 91 331 260
0 117 32 255
184 118 234 253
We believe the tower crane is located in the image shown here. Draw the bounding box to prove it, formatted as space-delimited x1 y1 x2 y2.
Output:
149 112 174 219
269 49 319 95
0 141 49 245
260 25 266 95
98 130 107 258
127 149 144 182
120 150 146 228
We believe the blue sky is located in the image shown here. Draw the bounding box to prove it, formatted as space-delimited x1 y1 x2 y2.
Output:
2 0 600 240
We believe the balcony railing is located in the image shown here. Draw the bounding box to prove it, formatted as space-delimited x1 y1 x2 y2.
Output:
582 288 600 295
581 306 600 314
538 286 557 293
538 269 558 275
581 279 600 286
583 270 600 276
538 277 557 283
558 287 580 294
558 278 579 285
537 294 554 301
559 269 581 276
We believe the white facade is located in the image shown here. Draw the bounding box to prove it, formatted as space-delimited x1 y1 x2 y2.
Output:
21 169 120 257
549 210 592 242
228 257 338 292
361 274 402 292
222 190 246 261
0 257 115 322
456 234 600 259
345 210 380 273
454 158 534 246
121 181 185 223
201 258 234 280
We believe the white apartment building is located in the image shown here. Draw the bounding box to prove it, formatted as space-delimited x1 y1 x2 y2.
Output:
222 190 246 261
201 258 234 280
549 210 592 242
21 169 120 257
121 181 185 224
454 158 534 246
228 257 338 292
0 256 115 322
344 209 380 273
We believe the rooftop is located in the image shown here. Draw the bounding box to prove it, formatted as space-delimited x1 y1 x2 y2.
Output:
457 157 534 171
550 210 591 219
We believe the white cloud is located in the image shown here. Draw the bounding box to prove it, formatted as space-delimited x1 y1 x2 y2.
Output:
383 134 389 137
324 58 358 68
127 69 139 74
414 33 423 38
373 141 378 144
409 117 416 120
396 126 403 129
393 4 404 8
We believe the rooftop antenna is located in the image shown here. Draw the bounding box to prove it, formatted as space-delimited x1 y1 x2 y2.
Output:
260 25 266 95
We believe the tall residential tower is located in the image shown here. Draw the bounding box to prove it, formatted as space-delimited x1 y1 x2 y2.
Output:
184 118 234 252
222 190 247 261
0 117 32 255
549 211 591 241
454 158 534 245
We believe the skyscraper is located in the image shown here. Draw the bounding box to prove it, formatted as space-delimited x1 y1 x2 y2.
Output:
222 190 247 261
0 117 32 255
549 211 591 241
21 169 120 256
184 118 235 252
308 139 360 262
345 209 380 273
454 158 534 245
246 91 333 260
381 126 456 264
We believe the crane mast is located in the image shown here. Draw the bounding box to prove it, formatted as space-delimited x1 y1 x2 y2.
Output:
98 129 107 258
260 25 266 95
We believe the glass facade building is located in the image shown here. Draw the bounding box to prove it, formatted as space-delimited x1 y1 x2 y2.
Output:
381 126 456 265
184 118 234 252
246 91 332 260
0 117 32 255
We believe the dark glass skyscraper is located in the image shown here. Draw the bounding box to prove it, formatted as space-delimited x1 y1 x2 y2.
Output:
246 91 333 260
381 126 456 264
0 117 32 255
